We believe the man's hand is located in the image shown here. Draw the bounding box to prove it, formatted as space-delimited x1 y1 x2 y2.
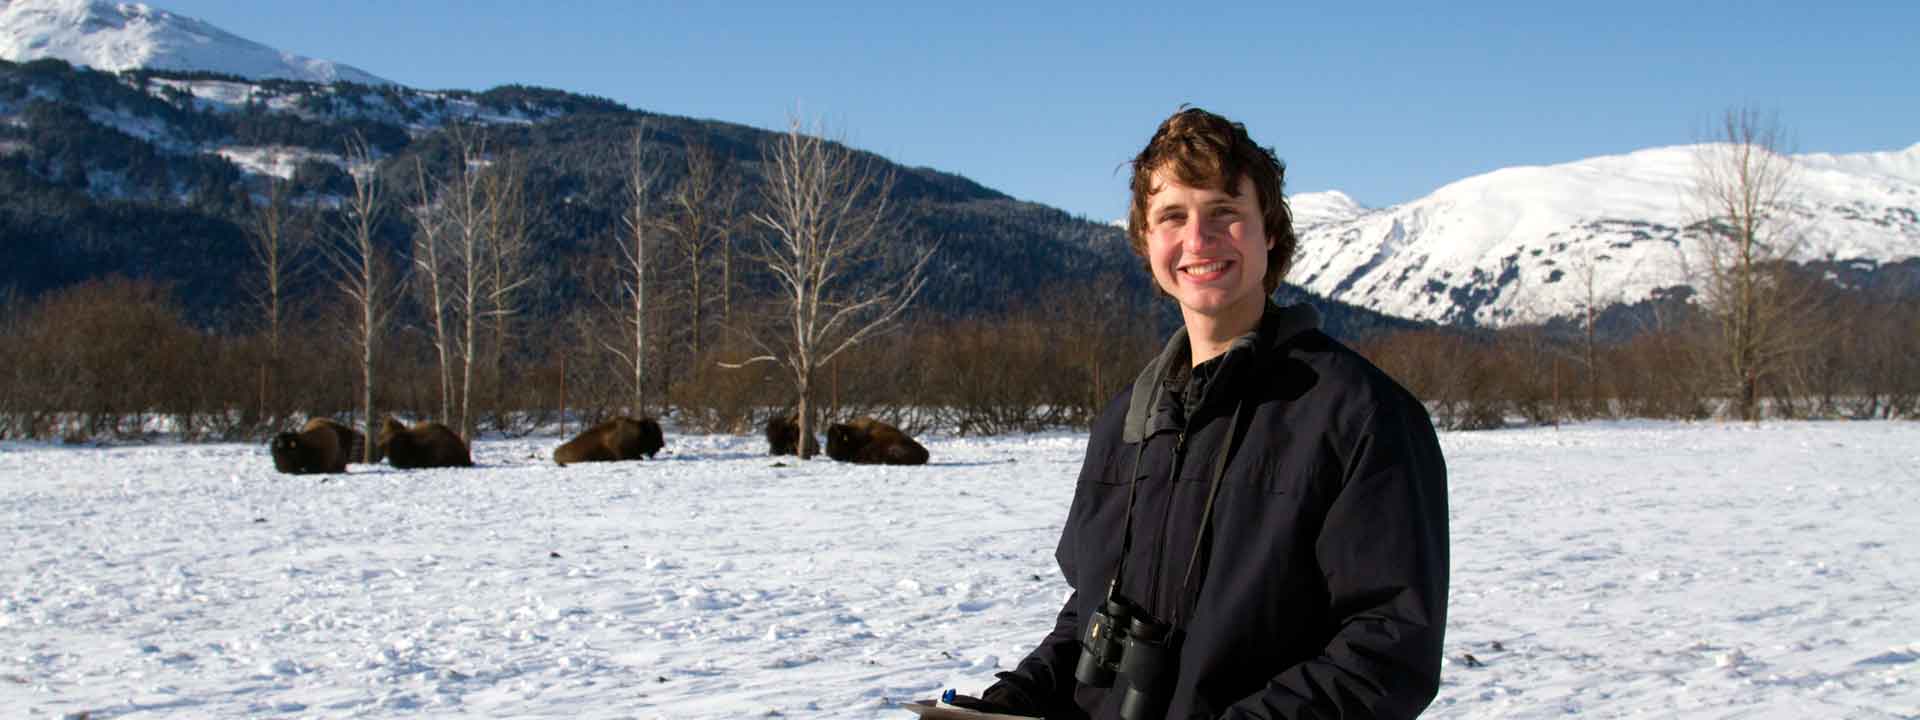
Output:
945 671 1044 716
944 691 1022 715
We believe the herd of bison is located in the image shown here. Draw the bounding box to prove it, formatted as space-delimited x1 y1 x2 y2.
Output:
268 414 930 475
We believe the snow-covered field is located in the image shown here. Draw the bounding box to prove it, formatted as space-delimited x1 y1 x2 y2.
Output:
3 421 1916 718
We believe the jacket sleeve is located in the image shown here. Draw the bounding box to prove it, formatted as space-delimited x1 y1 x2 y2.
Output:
1222 394 1451 720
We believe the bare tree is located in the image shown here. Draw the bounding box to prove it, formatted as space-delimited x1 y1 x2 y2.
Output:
668 137 743 358
316 135 397 460
482 149 538 430
721 207 738 336
1562 245 1618 416
605 124 667 417
243 174 308 426
727 116 937 459
1688 108 1817 421
443 127 492 439
405 127 534 437
407 156 456 423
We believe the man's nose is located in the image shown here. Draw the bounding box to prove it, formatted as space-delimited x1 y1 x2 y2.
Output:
1181 215 1218 249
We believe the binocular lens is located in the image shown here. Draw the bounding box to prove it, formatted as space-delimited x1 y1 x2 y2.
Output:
1075 593 1178 720
1119 685 1159 720
1074 648 1115 687
1075 600 1129 687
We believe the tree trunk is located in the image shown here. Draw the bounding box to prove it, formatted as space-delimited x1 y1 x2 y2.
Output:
492 310 507 430
362 301 376 463
796 371 813 460
462 272 477 438
637 224 649 415
1584 303 1596 414
431 282 450 422
690 251 704 359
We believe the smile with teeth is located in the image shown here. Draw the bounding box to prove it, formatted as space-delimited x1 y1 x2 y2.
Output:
1182 260 1232 276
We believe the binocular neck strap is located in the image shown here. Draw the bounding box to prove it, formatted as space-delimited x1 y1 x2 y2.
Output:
1111 441 1150 589
1179 396 1249 624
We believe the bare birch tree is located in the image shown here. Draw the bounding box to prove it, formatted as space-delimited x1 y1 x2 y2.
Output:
243 174 306 426
407 156 455 423
1688 108 1817 421
605 124 665 417
482 149 538 430
730 116 937 459
316 135 396 461
668 138 741 359
443 127 492 439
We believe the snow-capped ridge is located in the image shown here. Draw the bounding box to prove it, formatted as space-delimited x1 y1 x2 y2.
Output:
1795 143 1920 187
1289 189 1368 228
1291 141 1920 328
0 0 391 86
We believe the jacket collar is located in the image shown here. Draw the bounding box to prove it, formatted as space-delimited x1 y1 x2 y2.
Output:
1122 301 1321 443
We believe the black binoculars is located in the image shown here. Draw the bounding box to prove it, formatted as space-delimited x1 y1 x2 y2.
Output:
1074 590 1181 720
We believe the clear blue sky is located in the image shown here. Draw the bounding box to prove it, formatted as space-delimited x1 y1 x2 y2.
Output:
163 1 1918 222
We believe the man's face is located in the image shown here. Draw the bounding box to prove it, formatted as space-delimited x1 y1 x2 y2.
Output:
1144 169 1270 327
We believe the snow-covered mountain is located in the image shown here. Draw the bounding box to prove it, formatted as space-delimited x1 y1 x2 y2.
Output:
1291 143 1920 327
0 0 390 85
1288 189 1368 228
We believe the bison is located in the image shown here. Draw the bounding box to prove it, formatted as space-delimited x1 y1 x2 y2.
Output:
764 414 820 457
378 417 474 469
825 416 929 465
553 416 665 466
269 417 367 474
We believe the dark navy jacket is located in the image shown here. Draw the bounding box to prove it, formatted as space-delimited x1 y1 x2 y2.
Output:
999 303 1449 719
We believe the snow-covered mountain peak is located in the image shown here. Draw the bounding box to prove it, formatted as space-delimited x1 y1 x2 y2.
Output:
1290 189 1369 228
0 0 391 85
1290 142 1920 328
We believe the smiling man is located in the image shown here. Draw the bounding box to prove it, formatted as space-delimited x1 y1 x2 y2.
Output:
947 108 1451 719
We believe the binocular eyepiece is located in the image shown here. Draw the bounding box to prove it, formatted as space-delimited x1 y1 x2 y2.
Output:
1074 589 1180 720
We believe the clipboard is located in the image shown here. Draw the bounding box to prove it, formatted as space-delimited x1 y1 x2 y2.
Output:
898 699 1041 719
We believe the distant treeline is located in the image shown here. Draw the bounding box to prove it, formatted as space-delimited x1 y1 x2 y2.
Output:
1 272 1914 444
0 274 1163 441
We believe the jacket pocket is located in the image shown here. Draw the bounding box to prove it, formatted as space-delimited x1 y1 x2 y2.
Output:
1239 448 1324 496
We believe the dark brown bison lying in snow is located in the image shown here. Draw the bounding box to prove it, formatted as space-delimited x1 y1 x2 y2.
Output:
553 416 665 466
378 417 473 469
825 416 928 465
764 414 819 457
270 417 369 474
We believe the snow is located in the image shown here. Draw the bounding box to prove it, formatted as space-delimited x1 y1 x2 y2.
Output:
1289 189 1370 228
144 77 310 115
216 145 342 180
1292 143 1920 328
2 421 1915 717
0 0 392 86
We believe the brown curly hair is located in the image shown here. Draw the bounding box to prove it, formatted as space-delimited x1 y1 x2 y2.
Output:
1126 107 1297 294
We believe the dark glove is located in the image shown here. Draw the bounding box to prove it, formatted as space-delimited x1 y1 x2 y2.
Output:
946 671 1044 715
943 692 1020 715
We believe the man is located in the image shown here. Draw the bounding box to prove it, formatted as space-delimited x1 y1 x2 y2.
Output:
950 108 1449 719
